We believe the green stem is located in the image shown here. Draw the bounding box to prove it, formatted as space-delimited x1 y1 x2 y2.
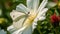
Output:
37 28 42 34
55 27 59 34
37 29 42 34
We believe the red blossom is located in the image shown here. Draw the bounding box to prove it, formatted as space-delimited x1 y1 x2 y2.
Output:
50 13 60 27
50 13 60 23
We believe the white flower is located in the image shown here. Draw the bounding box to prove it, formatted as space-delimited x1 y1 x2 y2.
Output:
7 0 48 34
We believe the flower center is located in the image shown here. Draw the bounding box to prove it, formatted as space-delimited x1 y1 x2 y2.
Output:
23 10 38 27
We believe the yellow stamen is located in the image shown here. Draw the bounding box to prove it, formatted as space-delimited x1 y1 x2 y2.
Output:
23 10 38 27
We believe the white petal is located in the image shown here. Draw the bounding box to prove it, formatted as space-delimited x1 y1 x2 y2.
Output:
27 0 33 9
39 8 48 16
12 30 22 34
32 17 38 31
27 0 39 11
14 22 32 34
14 25 27 34
22 25 32 34
37 8 48 20
7 25 17 33
10 10 26 20
32 21 37 31
14 25 32 34
33 0 39 11
7 25 14 31
16 4 30 14
38 0 48 12
39 16 46 20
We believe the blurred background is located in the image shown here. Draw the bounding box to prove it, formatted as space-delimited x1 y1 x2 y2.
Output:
0 0 60 34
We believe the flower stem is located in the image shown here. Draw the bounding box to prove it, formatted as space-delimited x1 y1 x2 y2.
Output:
37 28 42 34
55 27 59 34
